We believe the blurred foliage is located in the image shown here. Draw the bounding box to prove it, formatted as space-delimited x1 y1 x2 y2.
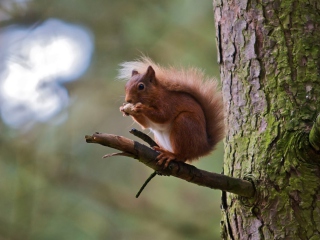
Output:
0 0 223 239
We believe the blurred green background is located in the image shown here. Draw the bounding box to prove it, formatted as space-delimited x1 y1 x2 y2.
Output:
0 0 223 239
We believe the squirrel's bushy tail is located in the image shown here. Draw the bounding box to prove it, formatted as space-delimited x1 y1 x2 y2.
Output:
119 57 225 150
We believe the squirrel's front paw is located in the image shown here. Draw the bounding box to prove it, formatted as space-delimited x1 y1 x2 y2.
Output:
134 102 143 111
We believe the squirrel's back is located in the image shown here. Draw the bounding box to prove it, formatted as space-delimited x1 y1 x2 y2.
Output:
119 57 225 150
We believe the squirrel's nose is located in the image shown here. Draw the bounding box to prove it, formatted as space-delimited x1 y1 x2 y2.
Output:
125 97 132 103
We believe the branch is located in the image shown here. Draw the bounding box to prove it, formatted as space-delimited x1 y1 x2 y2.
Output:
85 132 255 198
309 114 320 151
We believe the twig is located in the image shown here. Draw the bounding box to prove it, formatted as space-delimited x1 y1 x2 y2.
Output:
135 171 157 198
85 132 255 198
129 129 158 197
129 128 158 147
102 152 135 158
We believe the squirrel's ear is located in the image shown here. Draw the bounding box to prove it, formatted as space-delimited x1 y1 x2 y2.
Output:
132 70 139 76
145 66 156 82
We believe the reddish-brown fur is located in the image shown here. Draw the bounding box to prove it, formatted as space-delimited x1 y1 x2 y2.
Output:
119 57 225 167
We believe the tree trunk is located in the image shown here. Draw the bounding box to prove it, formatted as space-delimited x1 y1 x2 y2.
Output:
213 0 320 239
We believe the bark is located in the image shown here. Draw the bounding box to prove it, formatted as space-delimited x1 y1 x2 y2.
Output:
214 0 320 239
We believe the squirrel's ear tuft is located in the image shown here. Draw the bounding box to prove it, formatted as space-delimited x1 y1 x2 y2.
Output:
146 66 155 82
132 70 139 76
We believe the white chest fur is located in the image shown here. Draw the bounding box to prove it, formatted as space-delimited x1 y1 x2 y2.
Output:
146 121 173 152
152 129 173 152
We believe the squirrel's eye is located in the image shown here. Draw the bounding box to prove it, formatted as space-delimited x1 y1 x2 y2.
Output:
138 83 145 90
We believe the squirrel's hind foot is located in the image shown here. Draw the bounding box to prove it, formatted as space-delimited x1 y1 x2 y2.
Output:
154 146 176 169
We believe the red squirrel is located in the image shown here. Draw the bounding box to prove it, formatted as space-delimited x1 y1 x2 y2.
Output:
119 57 225 168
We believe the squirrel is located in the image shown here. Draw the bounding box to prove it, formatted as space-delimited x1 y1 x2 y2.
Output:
119 57 225 168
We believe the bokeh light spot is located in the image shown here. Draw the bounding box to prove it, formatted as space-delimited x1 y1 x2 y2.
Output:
0 18 94 129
